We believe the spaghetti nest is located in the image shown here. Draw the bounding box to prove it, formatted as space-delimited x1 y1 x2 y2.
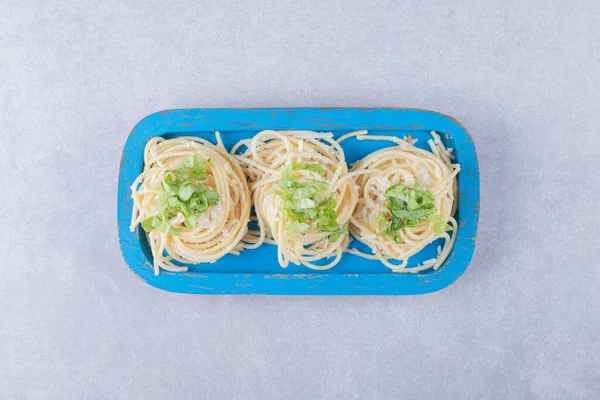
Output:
345 131 460 273
232 130 358 270
130 136 251 275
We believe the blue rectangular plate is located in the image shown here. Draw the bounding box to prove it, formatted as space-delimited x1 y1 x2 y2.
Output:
118 108 479 295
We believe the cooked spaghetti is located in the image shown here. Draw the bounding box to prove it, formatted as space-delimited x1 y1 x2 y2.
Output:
129 135 251 275
343 131 460 273
231 130 359 270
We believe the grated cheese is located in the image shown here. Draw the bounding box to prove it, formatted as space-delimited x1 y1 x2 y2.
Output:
402 173 415 188
416 168 434 187
370 176 392 201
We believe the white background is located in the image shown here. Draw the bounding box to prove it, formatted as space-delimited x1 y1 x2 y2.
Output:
1 1 599 399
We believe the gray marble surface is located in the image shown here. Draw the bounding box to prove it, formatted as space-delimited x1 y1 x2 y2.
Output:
1 1 599 399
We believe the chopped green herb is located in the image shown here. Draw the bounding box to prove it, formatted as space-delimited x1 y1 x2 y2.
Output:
142 153 219 235
289 162 325 176
286 221 311 236
141 215 182 235
377 182 452 243
275 163 346 240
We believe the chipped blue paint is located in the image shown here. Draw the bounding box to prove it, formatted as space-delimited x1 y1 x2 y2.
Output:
117 108 479 295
